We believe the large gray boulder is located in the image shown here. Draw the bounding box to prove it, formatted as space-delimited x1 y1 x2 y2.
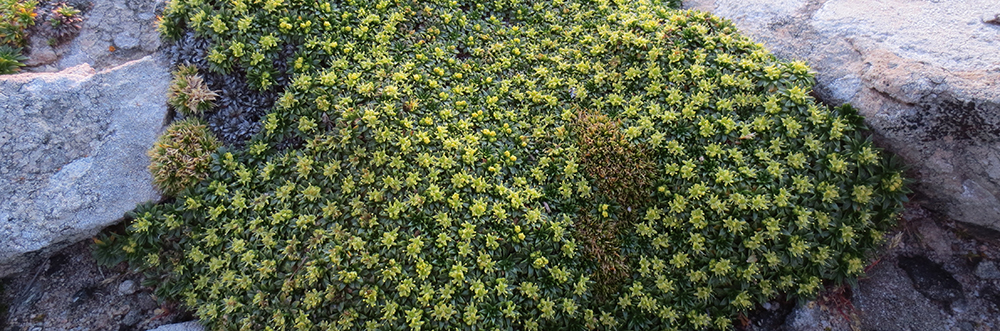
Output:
0 56 169 277
25 0 166 72
685 0 1000 232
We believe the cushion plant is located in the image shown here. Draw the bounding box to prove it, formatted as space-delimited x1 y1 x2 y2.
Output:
100 0 909 329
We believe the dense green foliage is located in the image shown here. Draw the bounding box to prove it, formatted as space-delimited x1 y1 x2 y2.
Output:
106 0 908 329
0 0 35 48
0 0 35 74
148 118 221 196
0 45 27 74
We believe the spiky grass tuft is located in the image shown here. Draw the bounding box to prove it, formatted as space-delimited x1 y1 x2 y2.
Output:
167 64 219 116
147 118 220 196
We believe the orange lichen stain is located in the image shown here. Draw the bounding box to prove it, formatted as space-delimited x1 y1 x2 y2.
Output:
109 45 116 52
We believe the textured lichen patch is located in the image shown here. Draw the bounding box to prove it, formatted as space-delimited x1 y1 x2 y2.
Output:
108 0 908 329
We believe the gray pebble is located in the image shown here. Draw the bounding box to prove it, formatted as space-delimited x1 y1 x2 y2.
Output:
981 13 999 24
146 321 206 331
118 280 137 295
974 260 1000 280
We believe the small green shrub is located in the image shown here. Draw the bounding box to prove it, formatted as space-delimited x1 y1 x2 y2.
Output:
0 45 26 74
0 0 36 48
167 64 219 116
46 2 82 42
0 0 34 74
51 2 80 24
102 0 910 330
147 118 220 196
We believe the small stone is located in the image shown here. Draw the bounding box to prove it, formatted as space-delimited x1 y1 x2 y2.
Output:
146 321 206 331
981 13 999 25
783 301 851 331
114 31 140 49
24 38 58 67
118 280 137 295
112 304 130 317
70 287 96 305
974 260 1000 280
121 307 142 326
917 222 953 257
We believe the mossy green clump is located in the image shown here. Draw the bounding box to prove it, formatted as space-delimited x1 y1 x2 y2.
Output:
148 118 221 196
105 0 909 329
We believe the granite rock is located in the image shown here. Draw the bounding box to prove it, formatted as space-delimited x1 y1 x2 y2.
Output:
975 260 1000 280
24 0 166 72
146 321 205 331
0 56 169 277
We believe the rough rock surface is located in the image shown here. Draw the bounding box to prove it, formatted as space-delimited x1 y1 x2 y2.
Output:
24 0 166 72
684 0 1000 232
779 301 853 331
977 260 1000 280
146 321 206 331
0 56 169 277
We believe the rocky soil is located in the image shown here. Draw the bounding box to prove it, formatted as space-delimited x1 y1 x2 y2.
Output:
0 241 194 331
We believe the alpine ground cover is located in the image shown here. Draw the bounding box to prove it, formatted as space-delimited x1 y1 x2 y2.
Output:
0 0 35 48
97 0 909 329
0 0 35 74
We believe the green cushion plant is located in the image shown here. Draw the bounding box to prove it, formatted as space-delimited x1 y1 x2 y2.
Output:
148 117 221 196
102 0 909 330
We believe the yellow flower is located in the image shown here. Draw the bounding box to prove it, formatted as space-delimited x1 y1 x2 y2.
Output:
853 185 874 205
